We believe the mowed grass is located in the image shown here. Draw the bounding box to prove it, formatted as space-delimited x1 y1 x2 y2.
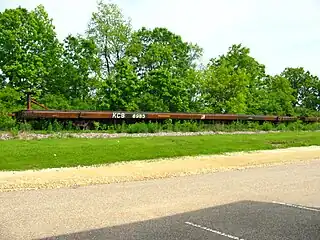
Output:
1 131 320 171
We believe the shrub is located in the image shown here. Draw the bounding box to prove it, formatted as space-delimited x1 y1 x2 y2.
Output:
52 120 63 132
47 122 53 133
93 121 100 131
18 122 32 131
66 121 74 131
287 120 304 131
0 114 17 130
147 122 160 133
260 122 274 131
163 119 173 131
127 122 149 133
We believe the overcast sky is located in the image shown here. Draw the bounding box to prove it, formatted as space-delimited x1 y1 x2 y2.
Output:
1 0 319 76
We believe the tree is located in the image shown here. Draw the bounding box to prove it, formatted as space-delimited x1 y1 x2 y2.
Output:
200 59 249 114
0 87 23 130
0 87 23 112
86 0 132 76
126 27 202 79
281 67 320 114
59 34 101 101
208 44 267 114
135 68 198 112
124 27 203 112
98 57 140 111
0 5 62 97
256 75 295 116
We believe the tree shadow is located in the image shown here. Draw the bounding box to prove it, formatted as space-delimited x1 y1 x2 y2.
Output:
38 200 320 240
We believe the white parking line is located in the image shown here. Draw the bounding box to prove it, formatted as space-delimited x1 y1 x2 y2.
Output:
272 201 320 212
185 221 245 240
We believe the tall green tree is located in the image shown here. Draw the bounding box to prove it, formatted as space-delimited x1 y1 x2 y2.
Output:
0 5 62 97
256 75 295 116
135 68 199 112
200 59 249 114
86 0 132 76
208 44 267 114
281 67 320 114
97 57 140 111
0 87 23 112
126 27 202 79
59 34 101 101
125 27 203 112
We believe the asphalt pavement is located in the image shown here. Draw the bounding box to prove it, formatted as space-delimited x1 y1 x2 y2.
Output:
41 200 320 240
1 160 320 240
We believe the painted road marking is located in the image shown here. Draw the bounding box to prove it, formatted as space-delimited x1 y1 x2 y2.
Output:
185 221 245 240
272 201 320 212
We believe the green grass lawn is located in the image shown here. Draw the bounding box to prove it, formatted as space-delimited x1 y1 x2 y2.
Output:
1 131 320 171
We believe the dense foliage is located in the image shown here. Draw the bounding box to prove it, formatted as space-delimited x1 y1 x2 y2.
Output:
0 1 319 130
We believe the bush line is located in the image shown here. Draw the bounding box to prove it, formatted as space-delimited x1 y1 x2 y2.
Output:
2 119 320 135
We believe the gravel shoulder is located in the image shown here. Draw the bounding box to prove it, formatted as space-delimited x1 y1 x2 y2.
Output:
0 130 284 140
1 146 319 192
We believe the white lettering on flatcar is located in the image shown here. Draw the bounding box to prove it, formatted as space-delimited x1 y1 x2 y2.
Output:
133 113 146 119
112 112 125 118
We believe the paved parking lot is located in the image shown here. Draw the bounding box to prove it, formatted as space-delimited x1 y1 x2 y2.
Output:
46 200 320 240
1 159 320 240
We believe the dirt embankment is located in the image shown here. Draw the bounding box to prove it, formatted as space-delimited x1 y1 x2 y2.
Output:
1 146 320 192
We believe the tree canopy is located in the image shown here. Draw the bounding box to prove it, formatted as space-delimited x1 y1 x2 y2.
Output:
0 1 319 117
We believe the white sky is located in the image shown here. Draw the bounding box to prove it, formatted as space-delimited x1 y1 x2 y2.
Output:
1 0 320 76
